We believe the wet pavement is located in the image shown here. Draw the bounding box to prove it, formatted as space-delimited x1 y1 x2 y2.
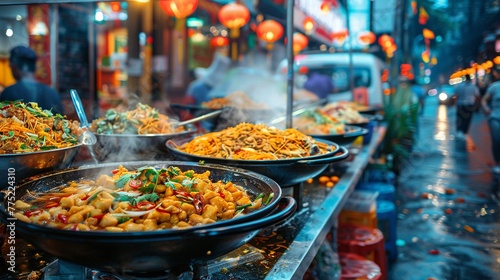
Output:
388 97 500 280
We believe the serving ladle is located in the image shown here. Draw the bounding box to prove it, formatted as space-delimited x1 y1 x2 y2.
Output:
170 108 224 128
70 89 99 164
70 89 97 145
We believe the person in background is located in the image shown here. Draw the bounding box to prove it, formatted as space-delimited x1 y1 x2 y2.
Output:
0 46 64 115
410 79 426 115
302 72 333 101
454 74 480 140
481 67 500 174
185 51 232 106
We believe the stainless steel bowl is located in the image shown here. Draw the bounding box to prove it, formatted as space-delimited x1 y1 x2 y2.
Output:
91 126 197 162
0 144 82 190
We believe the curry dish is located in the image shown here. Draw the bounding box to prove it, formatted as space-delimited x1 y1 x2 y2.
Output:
13 165 269 232
178 123 335 160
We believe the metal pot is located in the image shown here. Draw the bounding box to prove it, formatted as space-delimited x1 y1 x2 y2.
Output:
0 144 82 190
91 126 197 162
166 138 349 187
0 161 295 274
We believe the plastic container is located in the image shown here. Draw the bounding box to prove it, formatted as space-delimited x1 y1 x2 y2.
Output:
357 183 395 203
362 120 376 145
339 190 379 228
376 200 397 262
339 253 382 280
337 225 387 280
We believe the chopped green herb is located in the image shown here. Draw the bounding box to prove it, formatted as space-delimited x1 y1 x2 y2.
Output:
264 193 274 205
87 190 103 204
1 131 14 141
236 203 252 210
116 216 131 224
115 174 132 188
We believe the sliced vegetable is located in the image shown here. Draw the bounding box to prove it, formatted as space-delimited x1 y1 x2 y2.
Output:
193 193 205 214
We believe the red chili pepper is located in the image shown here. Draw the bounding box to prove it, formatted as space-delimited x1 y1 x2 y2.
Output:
57 214 69 224
44 202 60 209
1 104 12 110
24 209 43 217
71 224 78 231
218 191 225 199
129 179 143 189
155 207 170 214
91 214 104 219
135 201 156 211
174 190 193 202
193 193 205 214
111 169 120 174
81 195 90 201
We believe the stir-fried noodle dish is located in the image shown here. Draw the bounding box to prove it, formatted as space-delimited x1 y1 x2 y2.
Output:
178 123 336 160
91 103 185 135
293 109 347 135
0 101 81 154
13 165 270 232
201 91 268 110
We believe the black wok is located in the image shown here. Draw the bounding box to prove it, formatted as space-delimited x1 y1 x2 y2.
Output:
166 138 349 187
307 125 368 147
0 161 295 275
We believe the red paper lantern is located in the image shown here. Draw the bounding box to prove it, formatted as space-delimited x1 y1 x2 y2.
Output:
303 16 315 35
210 36 229 48
422 28 435 40
331 29 348 45
320 1 331 13
256 20 284 44
494 56 500 65
293 32 308 54
111 2 121 12
218 3 250 30
159 0 198 19
358 31 376 45
378 34 394 50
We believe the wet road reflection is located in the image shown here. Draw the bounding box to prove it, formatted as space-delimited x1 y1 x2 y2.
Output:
389 98 500 280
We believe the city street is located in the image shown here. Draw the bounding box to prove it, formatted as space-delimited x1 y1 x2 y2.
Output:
388 96 500 280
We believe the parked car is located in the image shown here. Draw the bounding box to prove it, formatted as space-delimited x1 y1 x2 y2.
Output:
277 52 387 109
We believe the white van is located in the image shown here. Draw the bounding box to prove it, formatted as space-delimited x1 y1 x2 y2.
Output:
278 52 387 108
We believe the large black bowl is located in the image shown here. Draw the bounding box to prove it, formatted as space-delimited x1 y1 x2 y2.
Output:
0 161 295 274
345 114 382 128
166 138 349 187
307 125 368 147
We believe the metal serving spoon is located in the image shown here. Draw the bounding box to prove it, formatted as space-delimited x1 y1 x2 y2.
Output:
171 108 224 128
70 89 97 146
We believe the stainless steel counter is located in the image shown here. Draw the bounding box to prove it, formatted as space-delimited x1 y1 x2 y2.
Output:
0 125 386 280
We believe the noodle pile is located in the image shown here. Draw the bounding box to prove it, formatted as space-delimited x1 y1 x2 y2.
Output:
91 103 184 135
0 101 81 154
179 123 335 160
201 91 268 110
